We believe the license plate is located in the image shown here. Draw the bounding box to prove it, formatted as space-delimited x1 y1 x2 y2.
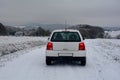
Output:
58 53 73 56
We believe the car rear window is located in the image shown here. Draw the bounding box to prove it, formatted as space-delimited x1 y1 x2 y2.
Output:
51 32 81 42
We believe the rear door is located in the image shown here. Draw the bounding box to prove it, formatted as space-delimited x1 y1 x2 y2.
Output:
50 31 81 51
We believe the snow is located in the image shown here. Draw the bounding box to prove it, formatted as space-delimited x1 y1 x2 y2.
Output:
0 36 48 56
105 31 120 38
0 39 120 80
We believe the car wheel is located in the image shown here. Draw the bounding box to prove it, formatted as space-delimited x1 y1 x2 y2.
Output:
46 58 52 65
81 57 86 66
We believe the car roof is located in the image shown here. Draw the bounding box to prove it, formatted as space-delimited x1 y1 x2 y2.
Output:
52 29 79 33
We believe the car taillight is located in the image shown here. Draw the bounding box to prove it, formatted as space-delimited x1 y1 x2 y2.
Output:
46 42 53 50
79 42 85 50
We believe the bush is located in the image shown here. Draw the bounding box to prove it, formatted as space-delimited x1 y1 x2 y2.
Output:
116 34 120 39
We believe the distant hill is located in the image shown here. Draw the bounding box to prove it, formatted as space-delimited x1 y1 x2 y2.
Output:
15 24 69 31
5 26 22 35
6 24 105 38
40 24 68 31
69 24 104 39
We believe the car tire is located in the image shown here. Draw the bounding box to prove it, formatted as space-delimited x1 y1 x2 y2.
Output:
81 57 86 66
46 58 52 65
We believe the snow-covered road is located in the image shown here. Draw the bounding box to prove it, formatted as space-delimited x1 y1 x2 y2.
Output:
0 39 120 80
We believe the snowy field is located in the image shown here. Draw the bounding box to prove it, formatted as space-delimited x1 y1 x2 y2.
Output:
0 36 47 56
0 38 120 80
105 30 120 38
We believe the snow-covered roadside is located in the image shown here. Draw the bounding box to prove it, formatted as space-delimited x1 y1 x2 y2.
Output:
105 31 120 38
86 39 120 63
0 36 48 56
0 46 43 67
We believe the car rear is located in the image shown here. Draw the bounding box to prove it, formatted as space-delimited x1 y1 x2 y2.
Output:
46 29 86 65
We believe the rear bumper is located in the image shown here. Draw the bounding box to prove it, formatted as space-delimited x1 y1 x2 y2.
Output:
46 50 86 57
46 56 86 61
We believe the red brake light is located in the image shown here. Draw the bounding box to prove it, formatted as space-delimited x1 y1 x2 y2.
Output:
47 42 53 50
79 42 85 50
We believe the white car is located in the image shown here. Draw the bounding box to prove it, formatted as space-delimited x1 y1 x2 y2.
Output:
46 29 86 65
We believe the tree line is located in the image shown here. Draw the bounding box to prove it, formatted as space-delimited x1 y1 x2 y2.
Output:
0 22 110 39
69 24 105 39
0 22 50 36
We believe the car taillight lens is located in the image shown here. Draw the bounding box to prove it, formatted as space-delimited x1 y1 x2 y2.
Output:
79 42 85 50
46 42 53 50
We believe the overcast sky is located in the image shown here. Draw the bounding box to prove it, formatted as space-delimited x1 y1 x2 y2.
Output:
0 0 120 26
